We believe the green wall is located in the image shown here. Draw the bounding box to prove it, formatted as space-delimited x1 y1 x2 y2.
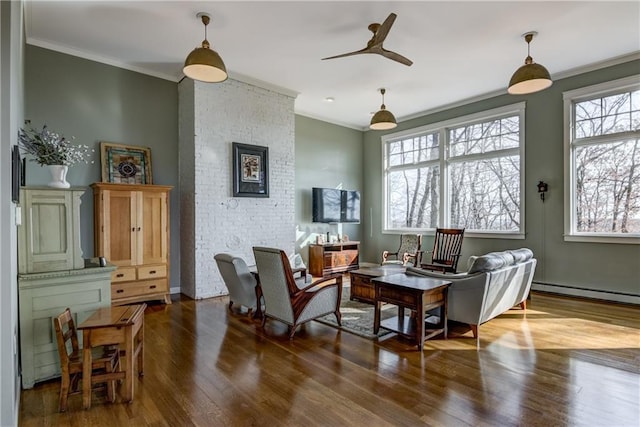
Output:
23 44 639 299
24 46 180 288
295 115 363 264
362 60 640 297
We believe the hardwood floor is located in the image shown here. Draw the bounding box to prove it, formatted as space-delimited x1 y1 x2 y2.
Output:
19 291 639 426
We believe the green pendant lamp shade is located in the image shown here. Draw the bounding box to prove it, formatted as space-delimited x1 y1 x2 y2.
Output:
183 12 228 83
370 88 397 130
508 32 552 95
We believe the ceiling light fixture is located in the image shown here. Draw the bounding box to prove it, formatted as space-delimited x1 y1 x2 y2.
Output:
508 31 552 95
183 12 228 83
370 88 397 130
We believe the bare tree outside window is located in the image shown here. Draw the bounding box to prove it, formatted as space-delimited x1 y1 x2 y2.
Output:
572 89 640 234
386 134 440 229
448 116 521 231
384 106 524 234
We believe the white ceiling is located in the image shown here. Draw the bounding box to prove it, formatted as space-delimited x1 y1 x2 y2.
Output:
25 1 640 130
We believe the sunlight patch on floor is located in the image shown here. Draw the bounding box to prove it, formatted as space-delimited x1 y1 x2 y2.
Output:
423 308 640 351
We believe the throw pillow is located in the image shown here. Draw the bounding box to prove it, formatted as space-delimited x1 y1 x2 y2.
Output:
288 253 306 270
468 251 515 273
508 248 534 263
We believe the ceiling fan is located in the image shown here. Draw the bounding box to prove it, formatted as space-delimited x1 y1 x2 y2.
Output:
322 13 413 66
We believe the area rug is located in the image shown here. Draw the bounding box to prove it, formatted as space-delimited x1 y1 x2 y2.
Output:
315 286 395 339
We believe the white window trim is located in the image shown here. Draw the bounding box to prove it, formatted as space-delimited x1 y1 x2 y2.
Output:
563 75 640 244
381 102 526 238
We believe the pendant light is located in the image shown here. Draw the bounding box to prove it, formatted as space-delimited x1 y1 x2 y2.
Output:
183 12 228 83
508 31 552 95
370 88 397 130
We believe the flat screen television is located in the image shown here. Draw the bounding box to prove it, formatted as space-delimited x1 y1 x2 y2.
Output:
312 187 361 223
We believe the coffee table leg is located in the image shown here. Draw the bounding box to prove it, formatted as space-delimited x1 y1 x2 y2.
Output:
417 293 425 350
374 300 381 334
443 288 448 339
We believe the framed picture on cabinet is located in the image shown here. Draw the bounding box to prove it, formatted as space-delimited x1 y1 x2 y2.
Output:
232 142 269 197
100 142 152 184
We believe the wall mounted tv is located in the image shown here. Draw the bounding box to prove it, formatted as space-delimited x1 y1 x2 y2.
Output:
312 187 361 223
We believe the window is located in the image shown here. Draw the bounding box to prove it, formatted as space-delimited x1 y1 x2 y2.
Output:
383 103 525 237
564 76 640 244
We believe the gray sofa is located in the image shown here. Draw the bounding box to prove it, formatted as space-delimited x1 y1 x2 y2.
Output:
407 248 537 340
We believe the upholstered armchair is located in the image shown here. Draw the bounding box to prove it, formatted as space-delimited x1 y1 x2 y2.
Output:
253 246 342 339
382 234 423 266
214 253 259 317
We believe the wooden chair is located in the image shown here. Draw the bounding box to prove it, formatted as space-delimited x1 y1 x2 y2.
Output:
253 246 343 339
421 228 465 273
382 234 423 266
53 308 120 412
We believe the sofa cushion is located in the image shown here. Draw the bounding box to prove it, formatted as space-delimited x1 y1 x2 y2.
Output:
508 248 534 263
468 251 515 273
467 248 534 273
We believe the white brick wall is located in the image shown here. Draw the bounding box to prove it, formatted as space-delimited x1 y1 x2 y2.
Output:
179 78 296 299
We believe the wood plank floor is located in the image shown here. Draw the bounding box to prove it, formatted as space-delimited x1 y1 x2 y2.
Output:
19 291 640 426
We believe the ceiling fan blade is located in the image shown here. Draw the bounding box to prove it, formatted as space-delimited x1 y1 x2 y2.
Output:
372 13 397 45
321 47 370 61
380 48 413 66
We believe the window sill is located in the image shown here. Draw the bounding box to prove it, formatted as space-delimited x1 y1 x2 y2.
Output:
564 234 640 245
382 229 525 239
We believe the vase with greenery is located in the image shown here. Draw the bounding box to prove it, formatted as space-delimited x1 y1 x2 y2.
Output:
18 124 93 188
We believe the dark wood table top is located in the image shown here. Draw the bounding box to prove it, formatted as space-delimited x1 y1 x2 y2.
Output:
351 265 406 277
372 273 450 291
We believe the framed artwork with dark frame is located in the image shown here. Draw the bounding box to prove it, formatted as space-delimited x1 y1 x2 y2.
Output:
232 142 269 197
100 142 153 184
11 145 21 203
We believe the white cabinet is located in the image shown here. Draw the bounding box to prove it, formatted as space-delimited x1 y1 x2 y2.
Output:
18 261 115 388
18 188 84 274
17 187 114 389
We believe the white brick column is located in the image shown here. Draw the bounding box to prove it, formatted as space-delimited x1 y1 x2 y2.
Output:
179 78 296 299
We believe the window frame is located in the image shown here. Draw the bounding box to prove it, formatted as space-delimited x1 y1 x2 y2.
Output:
382 102 526 238
563 75 640 244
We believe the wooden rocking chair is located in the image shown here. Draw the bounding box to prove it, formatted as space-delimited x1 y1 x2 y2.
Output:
421 228 465 273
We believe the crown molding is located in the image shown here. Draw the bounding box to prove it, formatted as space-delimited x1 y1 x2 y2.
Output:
25 27 640 133
295 111 363 131
229 71 299 99
27 38 181 82
396 51 640 128
552 51 640 80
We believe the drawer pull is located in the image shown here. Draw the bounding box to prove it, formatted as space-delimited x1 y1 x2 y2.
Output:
116 289 124 293
131 227 135 232
149 270 156 274
150 285 157 289
116 273 124 278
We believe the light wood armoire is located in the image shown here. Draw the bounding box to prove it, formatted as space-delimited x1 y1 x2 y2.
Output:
92 183 172 305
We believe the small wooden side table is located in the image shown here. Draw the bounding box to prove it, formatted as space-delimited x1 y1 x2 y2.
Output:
373 273 450 350
78 303 146 409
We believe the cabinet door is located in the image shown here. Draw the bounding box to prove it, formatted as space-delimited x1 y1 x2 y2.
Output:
101 190 138 266
139 190 168 265
18 189 84 273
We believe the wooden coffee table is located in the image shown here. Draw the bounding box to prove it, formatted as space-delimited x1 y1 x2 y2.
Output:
349 265 406 304
372 273 450 350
